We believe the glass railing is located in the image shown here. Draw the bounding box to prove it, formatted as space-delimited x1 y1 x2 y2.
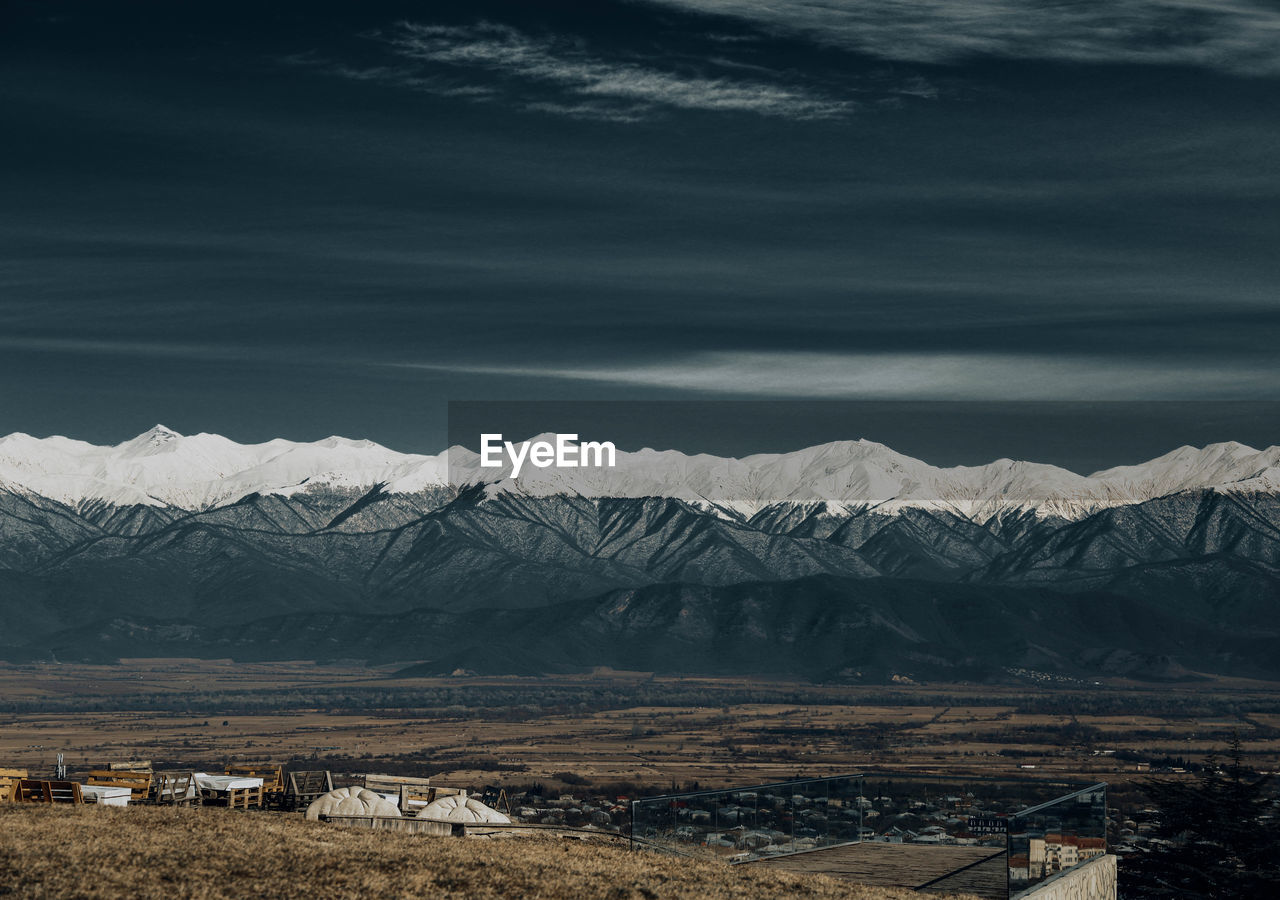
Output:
1007 782 1108 897
630 774 864 861
858 773 1035 848
630 773 1108 899
859 773 1094 898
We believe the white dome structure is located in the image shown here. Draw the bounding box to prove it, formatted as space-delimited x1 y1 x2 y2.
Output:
416 791 510 825
305 786 402 820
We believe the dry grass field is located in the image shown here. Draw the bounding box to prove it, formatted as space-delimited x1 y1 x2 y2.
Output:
0 804 978 900
3 660 1275 898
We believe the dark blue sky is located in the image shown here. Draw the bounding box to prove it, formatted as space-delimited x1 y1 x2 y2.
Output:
2 1 1278 462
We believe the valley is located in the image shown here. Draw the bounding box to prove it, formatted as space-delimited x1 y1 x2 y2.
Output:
2 661 1277 793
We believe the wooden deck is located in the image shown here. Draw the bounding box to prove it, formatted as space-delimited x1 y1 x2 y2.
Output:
750 843 1008 900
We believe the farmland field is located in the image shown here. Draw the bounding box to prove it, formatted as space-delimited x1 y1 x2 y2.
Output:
2 660 1277 797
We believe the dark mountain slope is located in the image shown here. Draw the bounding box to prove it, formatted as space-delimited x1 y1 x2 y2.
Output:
2 484 1278 677
10 571 1278 680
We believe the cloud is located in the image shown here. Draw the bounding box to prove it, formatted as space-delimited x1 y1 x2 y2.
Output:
279 53 497 99
0 335 262 362
382 21 853 121
523 101 652 124
641 0 1280 76
394 351 1280 400
328 65 496 98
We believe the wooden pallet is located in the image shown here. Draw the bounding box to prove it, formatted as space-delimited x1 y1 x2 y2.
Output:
226 765 285 807
480 786 513 816
86 769 153 802
227 785 263 810
199 784 264 809
283 770 333 811
15 779 82 804
153 772 198 806
364 774 443 813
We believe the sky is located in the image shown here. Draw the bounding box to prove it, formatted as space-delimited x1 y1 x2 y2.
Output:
2 1 1279 466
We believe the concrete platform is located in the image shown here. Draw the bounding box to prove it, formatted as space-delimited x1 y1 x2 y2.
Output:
750 842 1008 899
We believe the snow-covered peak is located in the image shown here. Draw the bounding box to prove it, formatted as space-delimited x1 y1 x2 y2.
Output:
0 427 1275 517
1090 441 1277 494
0 427 445 510
123 424 182 448
445 435 1278 518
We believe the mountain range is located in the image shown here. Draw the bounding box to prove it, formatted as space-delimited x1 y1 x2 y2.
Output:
1 426 1277 680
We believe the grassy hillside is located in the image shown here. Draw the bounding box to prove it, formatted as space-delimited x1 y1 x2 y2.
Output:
0 804 978 899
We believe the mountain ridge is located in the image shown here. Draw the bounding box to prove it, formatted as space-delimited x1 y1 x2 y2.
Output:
3 426 1279 519
2 427 1277 678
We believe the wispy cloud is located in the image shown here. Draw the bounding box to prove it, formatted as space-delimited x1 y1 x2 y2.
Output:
329 64 495 98
279 53 497 100
380 21 854 121
642 0 1280 76
393 351 1280 400
523 101 652 124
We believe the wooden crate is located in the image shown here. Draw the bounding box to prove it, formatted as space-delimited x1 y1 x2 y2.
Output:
15 779 82 804
86 769 153 802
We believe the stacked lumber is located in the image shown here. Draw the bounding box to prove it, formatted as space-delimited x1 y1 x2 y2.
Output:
105 760 153 773
0 768 28 802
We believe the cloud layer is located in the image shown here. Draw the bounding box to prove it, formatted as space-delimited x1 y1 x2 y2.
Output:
382 21 853 121
396 351 1280 401
644 0 1280 76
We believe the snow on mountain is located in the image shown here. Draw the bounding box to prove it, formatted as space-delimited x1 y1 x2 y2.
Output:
1089 441 1280 499
0 425 445 510
449 438 1095 516
0 426 1276 517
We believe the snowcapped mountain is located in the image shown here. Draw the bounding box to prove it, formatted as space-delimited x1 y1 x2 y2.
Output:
1 427 1278 677
1 426 1277 517
0 425 446 510
1090 441 1280 498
